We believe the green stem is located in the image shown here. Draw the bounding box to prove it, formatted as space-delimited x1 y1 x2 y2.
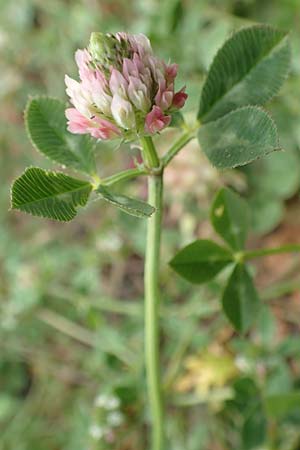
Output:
162 131 195 167
261 278 300 301
145 173 164 450
101 167 147 186
141 135 164 450
140 135 160 168
243 244 300 260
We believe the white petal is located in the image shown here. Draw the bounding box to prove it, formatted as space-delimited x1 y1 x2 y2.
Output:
111 93 135 129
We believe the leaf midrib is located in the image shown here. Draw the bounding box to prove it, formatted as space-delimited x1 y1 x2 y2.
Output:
173 256 232 265
14 182 91 208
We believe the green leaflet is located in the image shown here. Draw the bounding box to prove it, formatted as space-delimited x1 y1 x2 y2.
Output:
242 404 267 450
198 25 290 123
198 106 280 169
26 97 96 175
96 185 155 218
169 239 233 284
211 188 249 251
222 264 260 332
11 167 93 222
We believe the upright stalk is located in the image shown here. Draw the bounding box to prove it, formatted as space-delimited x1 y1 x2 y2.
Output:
145 173 164 450
141 136 164 450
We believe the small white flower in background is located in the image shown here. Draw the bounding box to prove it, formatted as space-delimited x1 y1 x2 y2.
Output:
107 411 124 427
94 393 120 409
94 393 108 408
89 424 104 440
105 396 120 410
90 392 122 447
235 355 251 372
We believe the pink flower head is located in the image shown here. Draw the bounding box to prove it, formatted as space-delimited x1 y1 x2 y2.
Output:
65 32 187 140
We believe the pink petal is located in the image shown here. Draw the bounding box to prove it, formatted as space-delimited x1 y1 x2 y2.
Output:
132 53 144 72
65 108 120 140
123 58 139 80
172 87 188 109
65 108 91 134
145 106 171 134
165 63 178 82
155 81 173 110
75 49 92 81
92 117 121 140
109 69 128 95
111 93 136 129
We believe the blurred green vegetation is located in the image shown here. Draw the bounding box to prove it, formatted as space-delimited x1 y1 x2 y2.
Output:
1 0 300 449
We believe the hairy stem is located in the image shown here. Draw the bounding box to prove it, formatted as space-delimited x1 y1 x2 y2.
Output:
141 136 164 450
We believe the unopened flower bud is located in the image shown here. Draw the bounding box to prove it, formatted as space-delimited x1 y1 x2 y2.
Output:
89 32 120 70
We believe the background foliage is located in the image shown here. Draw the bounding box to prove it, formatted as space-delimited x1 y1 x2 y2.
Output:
1 1 300 449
